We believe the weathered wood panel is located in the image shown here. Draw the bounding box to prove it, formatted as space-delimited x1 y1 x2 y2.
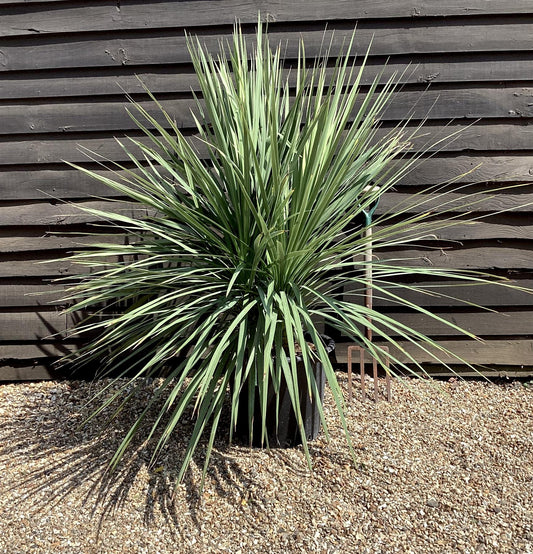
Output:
58 307 533 339
375 246 533 270
0 200 150 226
346 279 533 308
2 246 532 277
2 2 533 377
0 169 122 200
3 156 533 201
377 220 533 241
5 56 533 101
0 235 124 253
2 123 533 168
395 156 533 187
3 339 532 382
2 0 533 38
2 247 532 278
0 364 57 381
377 191 533 215
0 311 66 341
4 216 533 243
373 310 533 337
2 194 532 229
2 87 533 137
0 259 81 278
336 339 533 366
3 23 533 73
0 343 74 359
0 284 65 306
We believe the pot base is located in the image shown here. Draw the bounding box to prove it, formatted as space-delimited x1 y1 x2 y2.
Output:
234 336 335 448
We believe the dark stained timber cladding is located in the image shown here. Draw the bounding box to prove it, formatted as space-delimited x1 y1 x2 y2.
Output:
2 20 533 72
3 157 533 201
2 124 533 169
2 87 533 137
373 246 533 270
0 200 150 226
2 2 533 377
0 311 66 341
335 339 533 367
0 284 65 306
1 1 533 38
345 278 533 308
4 55 533 101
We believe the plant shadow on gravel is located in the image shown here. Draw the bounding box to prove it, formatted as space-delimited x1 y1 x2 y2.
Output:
0 380 267 536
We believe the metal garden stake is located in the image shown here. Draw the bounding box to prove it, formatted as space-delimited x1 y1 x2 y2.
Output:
347 186 392 402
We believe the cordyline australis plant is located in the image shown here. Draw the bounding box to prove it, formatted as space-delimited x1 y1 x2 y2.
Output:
55 22 520 484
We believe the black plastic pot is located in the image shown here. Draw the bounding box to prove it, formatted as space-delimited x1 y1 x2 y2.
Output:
235 335 335 448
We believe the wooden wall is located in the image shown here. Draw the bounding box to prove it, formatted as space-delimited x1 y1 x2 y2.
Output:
1 0 533 379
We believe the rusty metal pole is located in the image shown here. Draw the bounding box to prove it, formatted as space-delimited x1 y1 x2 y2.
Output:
346 186 393 401
364 225 381 402
346 194 392 402
364 225 373 343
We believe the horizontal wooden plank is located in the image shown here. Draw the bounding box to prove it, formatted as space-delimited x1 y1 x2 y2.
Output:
397 155 533 186
375 246 533 270
3 193 532 230
0 98 194 135
0 200 149 226
1 356 533 381
379 54 533 86
5 218 533 245
2 340 532 378
2 1 533 38
3 338 533 378
385 122 533 154
0 342 74 359
2 340 533 379
0 0 75 4
0 136 134 166
0 283 65 306
3 277 531 310
3 274 531 311
0 68 199 100
2 122 533 167
0 259 80 278
2 245 530 279
6 56 533 101
0 252 144 277
0 363 57 381
409 367 533 378
58 309 533 339
3 87 533 136
3 273 531 310
377 191 533 215
371 310 533 337
377 220 533 241
336 338 533 365
2 156 533 201
0 168 130 199
2 23 533 73
0 234 125 253
0 311 66 340
2 205 532 250
346 279 533 307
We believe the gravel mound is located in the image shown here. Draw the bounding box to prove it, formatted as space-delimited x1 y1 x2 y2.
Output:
0 375 532 553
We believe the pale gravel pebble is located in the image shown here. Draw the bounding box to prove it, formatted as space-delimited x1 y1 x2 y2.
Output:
0 375 532 554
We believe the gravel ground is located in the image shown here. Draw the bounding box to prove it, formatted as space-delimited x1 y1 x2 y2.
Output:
0 374 532 554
